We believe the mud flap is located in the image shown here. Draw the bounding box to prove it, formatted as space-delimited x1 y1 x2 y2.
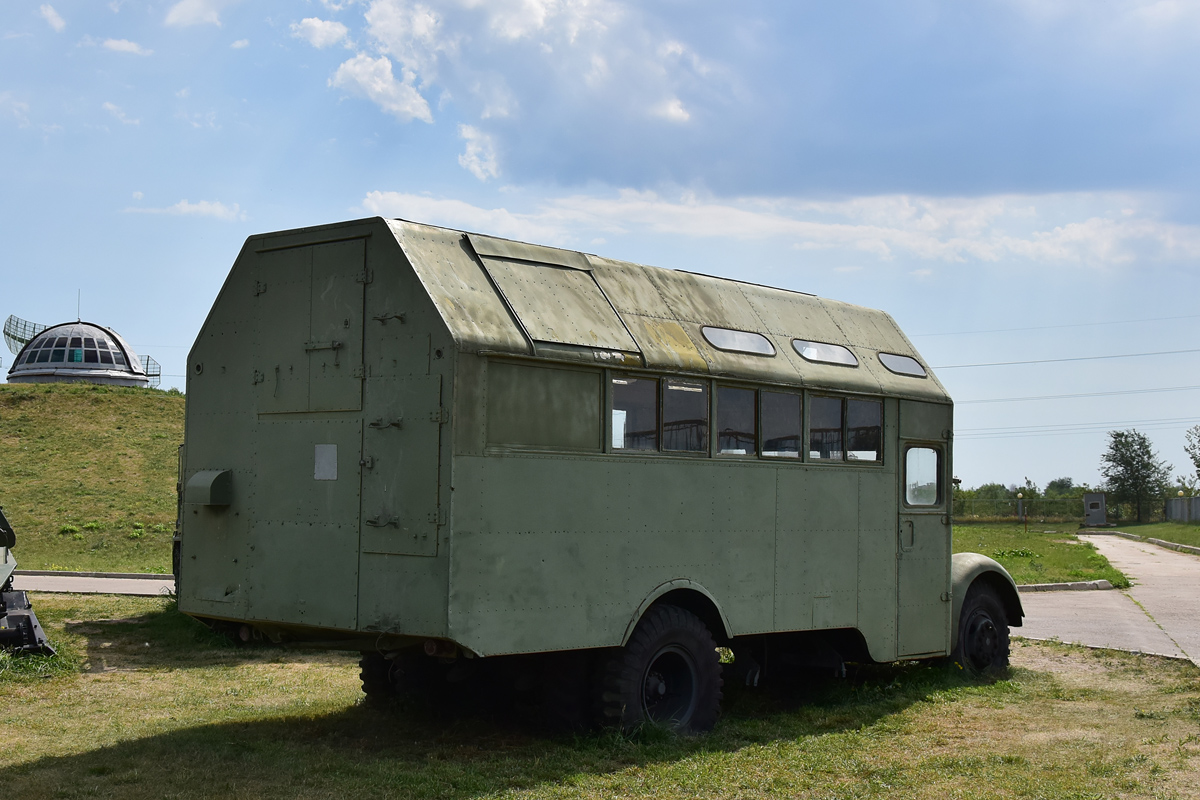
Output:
0 588 56 656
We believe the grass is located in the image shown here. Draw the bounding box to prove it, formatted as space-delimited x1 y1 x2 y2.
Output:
3 594 1200 799
953 523 1130 588
0 383 183 573
1111 521 1200 550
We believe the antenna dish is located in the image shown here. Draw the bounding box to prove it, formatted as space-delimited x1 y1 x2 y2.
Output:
4 315 48 355
140 355 162 389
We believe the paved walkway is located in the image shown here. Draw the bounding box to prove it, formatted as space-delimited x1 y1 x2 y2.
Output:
1020 534 1200 664
11 572 174 597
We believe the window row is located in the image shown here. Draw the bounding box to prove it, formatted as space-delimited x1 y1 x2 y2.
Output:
485 360 883 463
697 325 927 378
17 347 127 366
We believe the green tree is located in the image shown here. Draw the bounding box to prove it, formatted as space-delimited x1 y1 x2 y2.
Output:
1045 477 1075 498
1185 424 1200 482
1100 429 1172 523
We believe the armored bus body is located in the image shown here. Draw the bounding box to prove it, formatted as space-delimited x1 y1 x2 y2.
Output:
178 217 1021 731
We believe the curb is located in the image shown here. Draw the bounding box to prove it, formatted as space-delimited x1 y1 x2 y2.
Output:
1017 579 1114 593
1085 531 1200 557
1015 636 1195 663
14 570 172 581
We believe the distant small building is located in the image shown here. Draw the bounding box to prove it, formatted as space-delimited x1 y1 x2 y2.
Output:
6 320 154 388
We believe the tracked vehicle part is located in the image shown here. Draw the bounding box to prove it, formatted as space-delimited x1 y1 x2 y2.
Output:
0 506 57 656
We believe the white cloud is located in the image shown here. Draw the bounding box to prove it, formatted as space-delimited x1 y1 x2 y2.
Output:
457 124 498 180
124 199 245 220
0 93 31 127
104 38 152 55
291 18 349 49
165 0 234 27
39 5 66 32
230 38 249 49
102 101 139 125
651 97 689 123
359 188 1200 269
329 53 432 122
132 191 143 199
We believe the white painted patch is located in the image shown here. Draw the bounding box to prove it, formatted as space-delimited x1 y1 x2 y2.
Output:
314 444 338 480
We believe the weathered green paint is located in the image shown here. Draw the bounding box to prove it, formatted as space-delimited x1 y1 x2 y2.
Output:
178 216 1019 664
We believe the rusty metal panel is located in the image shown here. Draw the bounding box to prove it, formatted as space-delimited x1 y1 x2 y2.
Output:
479 256 640 352
387 220 528 355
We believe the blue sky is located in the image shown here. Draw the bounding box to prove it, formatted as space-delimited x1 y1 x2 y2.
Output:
2 0 1199 489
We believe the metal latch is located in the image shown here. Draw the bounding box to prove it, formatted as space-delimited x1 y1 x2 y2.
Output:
359 456 375 469
305 340 343 366
940 591 952 602
373 312 406 324
369 418 403 430
252 370 265 385
365 514 398 528
253 281 268 296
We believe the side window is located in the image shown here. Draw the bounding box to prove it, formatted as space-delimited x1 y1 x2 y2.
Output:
761 391 801 458
717 386 756 455
612 376 658 451
846 399 882 461
662 378 709 453
809 396 843 460
905 447 942 505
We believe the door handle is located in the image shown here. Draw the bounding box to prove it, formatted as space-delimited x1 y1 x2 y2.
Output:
899 520 915 551
365 514 398 528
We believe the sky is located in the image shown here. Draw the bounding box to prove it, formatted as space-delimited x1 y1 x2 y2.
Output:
2 0 1199 490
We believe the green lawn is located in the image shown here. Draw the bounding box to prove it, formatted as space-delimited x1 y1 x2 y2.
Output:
2 594 1199 799
1109 521 1200 550
0 383 182 573
952 523 1130 588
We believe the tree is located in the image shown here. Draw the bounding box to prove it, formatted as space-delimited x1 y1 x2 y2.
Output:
1045 477 1075 497
1185 425 1200 482
1100 429 1172 523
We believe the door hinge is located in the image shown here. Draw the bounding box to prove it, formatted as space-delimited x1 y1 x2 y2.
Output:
355 269 373 284
253 281 268 296
351 365 365 378
430 408 449 424
359 456 375 470
373 312 406 324
368 417 403 430
940 591 952 602
427 508 447 526
252 370 265 385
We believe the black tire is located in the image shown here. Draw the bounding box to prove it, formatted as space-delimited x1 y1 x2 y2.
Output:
359 652 397 704
952 582 1010 674
596 604 723 733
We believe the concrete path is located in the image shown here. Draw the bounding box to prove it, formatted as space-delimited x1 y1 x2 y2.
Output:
1020 534 1200 664
11 572 174 597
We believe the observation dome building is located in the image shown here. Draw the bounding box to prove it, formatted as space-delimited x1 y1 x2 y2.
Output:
6 320 152 388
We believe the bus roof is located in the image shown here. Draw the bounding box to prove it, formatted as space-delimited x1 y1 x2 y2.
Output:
390 217 949 402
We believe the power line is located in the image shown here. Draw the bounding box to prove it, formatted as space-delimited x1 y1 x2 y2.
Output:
911 312 1200 338
958 384 1200 405
934 348 1200 370
956 415 1200 441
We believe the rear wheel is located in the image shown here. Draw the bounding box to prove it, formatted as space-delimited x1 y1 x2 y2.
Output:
952 583 1010 674
596 604 722 733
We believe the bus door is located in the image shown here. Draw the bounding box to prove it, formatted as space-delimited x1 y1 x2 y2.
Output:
896 400 952 657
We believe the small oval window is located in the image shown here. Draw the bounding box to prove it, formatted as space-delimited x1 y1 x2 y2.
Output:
701 326 776 356
878 352 927 377
792 339 858 366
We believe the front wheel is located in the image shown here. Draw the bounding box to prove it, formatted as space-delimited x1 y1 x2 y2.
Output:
596 604 722 733
952 583 1010 674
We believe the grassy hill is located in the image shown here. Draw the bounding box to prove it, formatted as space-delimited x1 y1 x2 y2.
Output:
0 383 183 573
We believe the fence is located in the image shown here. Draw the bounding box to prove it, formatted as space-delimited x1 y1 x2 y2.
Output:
952 497 1081 521
1167 496 1200 523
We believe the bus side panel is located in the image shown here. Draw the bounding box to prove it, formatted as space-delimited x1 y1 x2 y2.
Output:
447 455 776 656
774 467 859 633
856 397 901 663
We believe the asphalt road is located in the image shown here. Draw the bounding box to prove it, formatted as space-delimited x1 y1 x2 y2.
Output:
1020 534 1200 665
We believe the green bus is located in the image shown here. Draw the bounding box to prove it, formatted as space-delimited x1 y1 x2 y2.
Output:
176 217 1022 732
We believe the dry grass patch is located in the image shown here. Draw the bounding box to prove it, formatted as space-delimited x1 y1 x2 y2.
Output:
3 596 1200 799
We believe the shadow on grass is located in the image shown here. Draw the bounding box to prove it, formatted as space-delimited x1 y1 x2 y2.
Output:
0 650 1009 799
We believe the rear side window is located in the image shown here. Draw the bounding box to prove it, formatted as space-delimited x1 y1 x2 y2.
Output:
761 391 801 458
717 386 756 455
809 396 843 460
612 376 658 451
846 399 882 461
663 378 709 452
905 447 941 505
